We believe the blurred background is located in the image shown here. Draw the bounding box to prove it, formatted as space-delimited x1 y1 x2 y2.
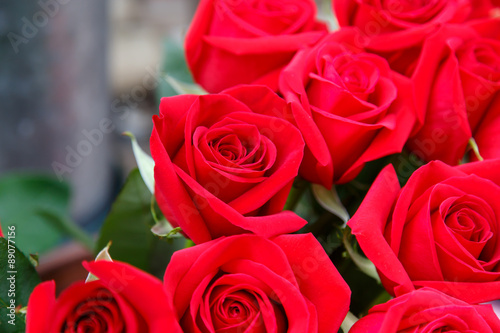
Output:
0 0 332 292
0 0 198 290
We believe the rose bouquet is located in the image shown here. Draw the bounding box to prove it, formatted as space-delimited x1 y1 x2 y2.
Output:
4 0 500 332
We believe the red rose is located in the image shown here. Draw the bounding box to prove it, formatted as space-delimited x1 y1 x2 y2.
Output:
333 0 471 47
163 234 351 332
26 260 180 332
185 0 327 93
279 28 416 186
348 159 500 303
406 25 500 164
150 85 306 244
350 288 500 333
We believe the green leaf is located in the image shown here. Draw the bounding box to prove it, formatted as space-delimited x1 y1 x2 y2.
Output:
96 169 187 277
0 174 71 254
123 132 155 195
312 184 350 226
96 169 157 271
0 238 41 332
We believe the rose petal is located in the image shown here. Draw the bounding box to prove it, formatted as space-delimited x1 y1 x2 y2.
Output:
273 233 351 331
83 260 181 332
348 164 415 296
165 235 300 316
413 281 500 303
151 118 212 244
26 281 56 333
174 165 306 238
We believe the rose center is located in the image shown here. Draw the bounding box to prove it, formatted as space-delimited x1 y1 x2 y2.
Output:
61 289 123 333
206 126 263 166
324 53 380 95
444 202 491 243
226 300 247 319
212 134 248 162
208 287 262 331
340 67 368 91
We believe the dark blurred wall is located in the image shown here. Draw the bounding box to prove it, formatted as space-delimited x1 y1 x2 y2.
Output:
0 1 111 224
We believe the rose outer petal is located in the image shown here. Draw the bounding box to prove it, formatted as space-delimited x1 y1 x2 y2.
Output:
413 280 500 304
164 235 299 319
273 233 351 331
407 39 472 164
26 281 56 333
151 119 213 244
351 288 500 333
84 260 181 332
174 165 306 239
348 164 415 296
457 158 500 186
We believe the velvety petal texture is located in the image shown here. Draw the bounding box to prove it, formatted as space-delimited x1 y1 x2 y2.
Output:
279 28 416 186
151 85 306 244
348 159 500 303
26 261 180 332
164 233 350 332
350 288 500 333
185 0 327 93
